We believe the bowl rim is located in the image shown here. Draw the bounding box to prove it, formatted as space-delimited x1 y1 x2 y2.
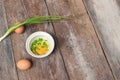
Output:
26 31 55 58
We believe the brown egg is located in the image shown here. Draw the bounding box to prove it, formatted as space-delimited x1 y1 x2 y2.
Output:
16 59 32 71
14 22 25 34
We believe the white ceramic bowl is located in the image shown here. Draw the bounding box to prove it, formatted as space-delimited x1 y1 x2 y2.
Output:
26 31 55 58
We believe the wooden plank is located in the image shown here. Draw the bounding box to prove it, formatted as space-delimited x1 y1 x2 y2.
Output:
4 0 69 80
84 0 120 79
0 0 18 80
45 0 115 80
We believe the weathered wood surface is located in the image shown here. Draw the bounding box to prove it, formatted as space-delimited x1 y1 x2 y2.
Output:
84 0 120 80
0 1 18 80
46 0 114 80
0 0 118 80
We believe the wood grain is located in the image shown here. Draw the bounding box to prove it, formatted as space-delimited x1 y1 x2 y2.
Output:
3 0 69 80
45 0 115 80
1 0 119 80
84 0 120 79
0 0 18 80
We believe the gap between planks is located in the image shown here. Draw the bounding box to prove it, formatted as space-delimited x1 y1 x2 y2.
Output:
44 0 71 80
1 0 19 80
82 0 116 80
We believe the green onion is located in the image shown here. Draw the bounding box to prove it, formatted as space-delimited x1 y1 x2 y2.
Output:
0 16 68 42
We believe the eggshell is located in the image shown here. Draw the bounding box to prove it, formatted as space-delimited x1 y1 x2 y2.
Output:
16 59 32 70
14 22 25 34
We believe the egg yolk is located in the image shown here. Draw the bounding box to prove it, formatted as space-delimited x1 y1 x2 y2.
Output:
36 45 48 55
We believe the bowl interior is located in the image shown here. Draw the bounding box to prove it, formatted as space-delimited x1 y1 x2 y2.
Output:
26 32 55 58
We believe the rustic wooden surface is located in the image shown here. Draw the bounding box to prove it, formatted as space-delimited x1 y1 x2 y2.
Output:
0 0 119 80
84 0 120 80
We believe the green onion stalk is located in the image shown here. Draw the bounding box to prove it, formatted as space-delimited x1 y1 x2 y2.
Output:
0 16 68 42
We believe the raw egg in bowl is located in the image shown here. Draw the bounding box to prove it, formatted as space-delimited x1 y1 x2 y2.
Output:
26 31 55 58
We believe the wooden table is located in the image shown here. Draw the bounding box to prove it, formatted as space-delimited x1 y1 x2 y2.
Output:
0 0 120 80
